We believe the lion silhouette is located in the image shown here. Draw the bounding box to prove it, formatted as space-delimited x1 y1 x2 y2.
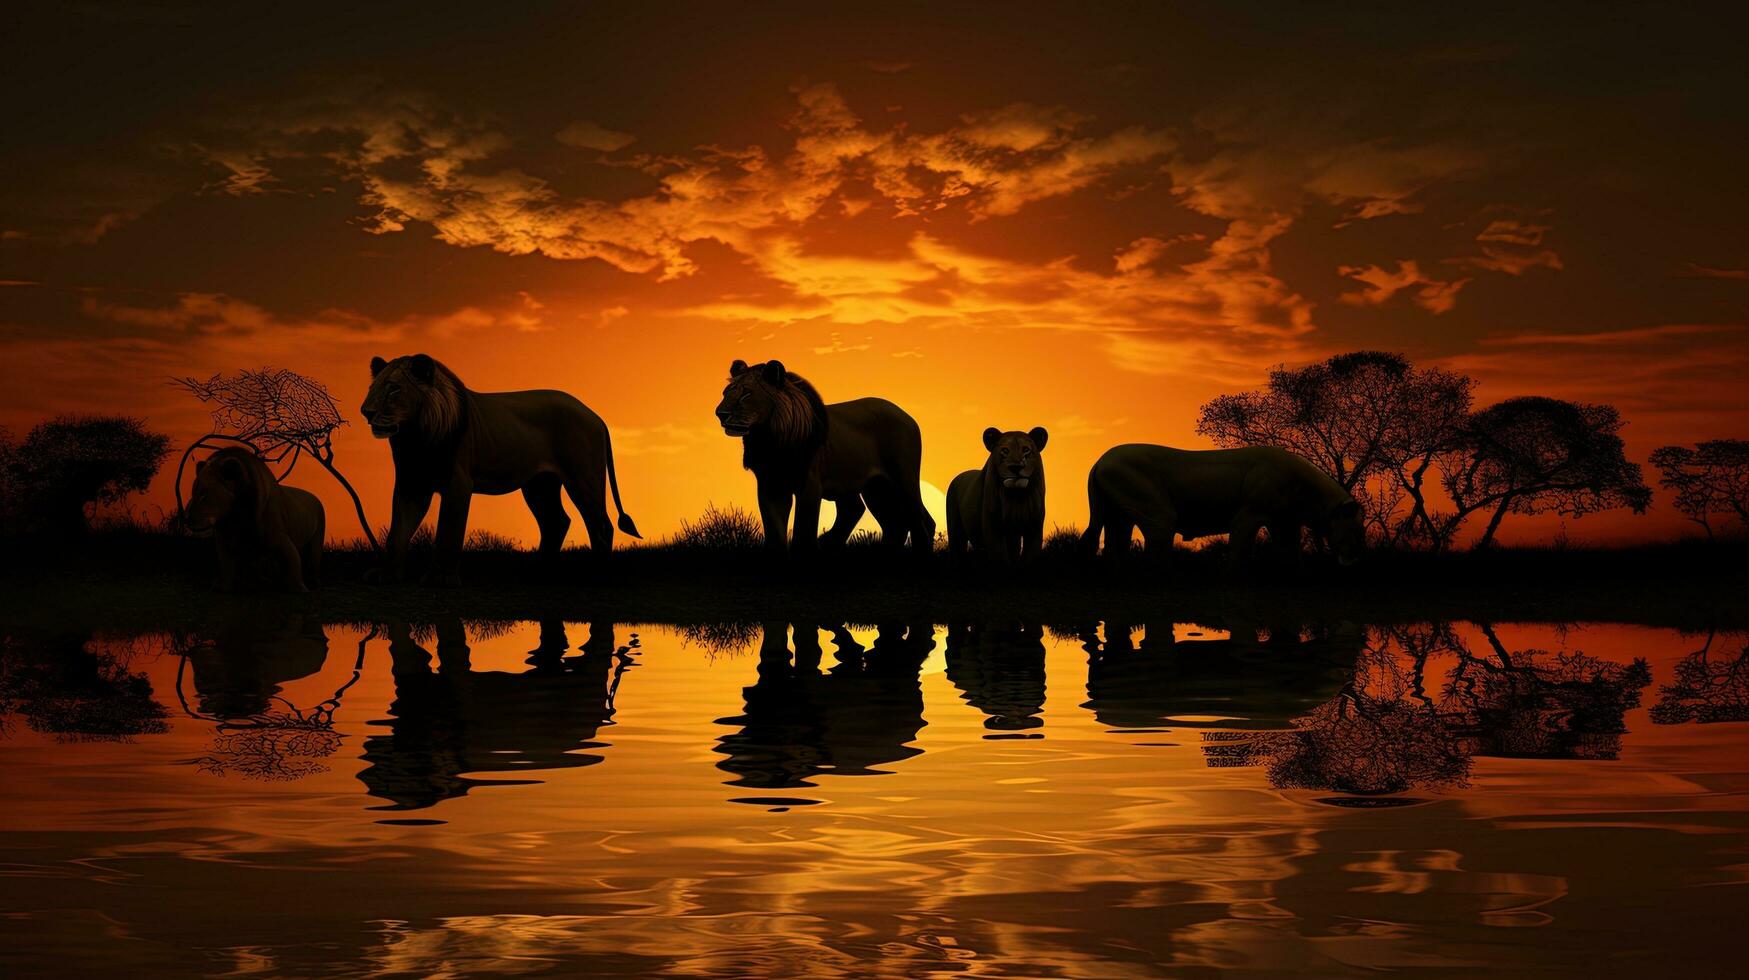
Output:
360 353 638 586
715 359 933 557
946 426 1048 562
1080 444 1364 569
184 447 324 592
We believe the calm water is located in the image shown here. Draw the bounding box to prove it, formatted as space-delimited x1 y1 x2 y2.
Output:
2 615 1746 978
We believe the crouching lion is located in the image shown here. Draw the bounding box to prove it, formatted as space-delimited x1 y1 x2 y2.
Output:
1080 444 1364 569
361 353 640 586
184 447 325 592
715 359 934 557
946 426 1048 562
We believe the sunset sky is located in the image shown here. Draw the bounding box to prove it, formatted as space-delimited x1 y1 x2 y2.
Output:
4 2 1747 544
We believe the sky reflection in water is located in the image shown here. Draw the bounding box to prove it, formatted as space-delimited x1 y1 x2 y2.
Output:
1 617 1746 978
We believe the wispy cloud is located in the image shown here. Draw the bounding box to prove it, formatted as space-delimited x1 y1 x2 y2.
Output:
555 120 636 152
1453 213 1563 275
1340 260 1468 313
1681 263 1749 281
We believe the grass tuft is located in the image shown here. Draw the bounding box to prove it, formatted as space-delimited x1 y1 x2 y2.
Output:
664 504 763 552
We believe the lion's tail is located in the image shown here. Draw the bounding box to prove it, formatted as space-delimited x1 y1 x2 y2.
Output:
1079 466 1105 557
605 429 642 539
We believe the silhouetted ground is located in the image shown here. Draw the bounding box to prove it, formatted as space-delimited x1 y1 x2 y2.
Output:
1 528 1745 633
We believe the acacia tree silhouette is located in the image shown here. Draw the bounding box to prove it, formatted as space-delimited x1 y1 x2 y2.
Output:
4 415 170 537
1198 354 1650 549
173 368 378 550
1196 352 1476 546
1440 397 1651 549
1650 439 1749 538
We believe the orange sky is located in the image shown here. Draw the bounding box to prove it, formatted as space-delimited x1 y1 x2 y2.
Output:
3 4 1747 545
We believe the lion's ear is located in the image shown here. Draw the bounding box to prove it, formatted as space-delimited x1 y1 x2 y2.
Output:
370 356 388 377
1029 426 1049 452
729 359 748 376
983 427 1001 452
409 353 436 383
762 360 787 387
195 458 207 473
217 455 246 483
1331 499 1362 521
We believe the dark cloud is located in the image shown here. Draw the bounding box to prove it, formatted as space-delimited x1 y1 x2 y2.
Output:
2 1 1746 541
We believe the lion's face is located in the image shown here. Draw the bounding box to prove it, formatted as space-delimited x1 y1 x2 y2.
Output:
185 456 244 532
361 354 437 439
716 359 787 436
1326 500 1365 567
983 426 1048 490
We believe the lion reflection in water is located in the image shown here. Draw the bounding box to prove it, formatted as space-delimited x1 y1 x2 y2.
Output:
714 622 933 791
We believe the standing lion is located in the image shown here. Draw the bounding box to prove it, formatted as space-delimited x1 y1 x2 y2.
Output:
714 359 934 558
184 447 324 592
360 353 639 586
1079 444 1364 569
946 426 1048 563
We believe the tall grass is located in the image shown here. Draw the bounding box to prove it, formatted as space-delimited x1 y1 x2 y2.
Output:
664 504 763 552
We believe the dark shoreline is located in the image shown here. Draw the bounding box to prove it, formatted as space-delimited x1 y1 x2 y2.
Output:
3 535 1745 633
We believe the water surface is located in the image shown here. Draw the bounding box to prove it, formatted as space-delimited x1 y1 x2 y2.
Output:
2 616 1746 977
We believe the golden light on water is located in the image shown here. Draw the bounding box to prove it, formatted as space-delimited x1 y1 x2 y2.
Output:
2 620 1743 975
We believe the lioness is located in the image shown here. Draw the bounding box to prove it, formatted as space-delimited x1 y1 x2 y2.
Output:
184 447 325 592
361 353 639 586
715 359 934 557
946 426 1048 562
1080 444 1364 568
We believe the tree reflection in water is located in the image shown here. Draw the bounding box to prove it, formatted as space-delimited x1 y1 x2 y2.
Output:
0 632 168 741
1201 623 1653 797
173 617 354 781
1651 630 1749 724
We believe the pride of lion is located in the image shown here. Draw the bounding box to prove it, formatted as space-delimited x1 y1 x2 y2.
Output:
188 353 1365 589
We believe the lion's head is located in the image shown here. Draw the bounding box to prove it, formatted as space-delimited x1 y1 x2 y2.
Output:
715 359 826 447
361 353 463 441
185 448 270 532
982 427 1048 490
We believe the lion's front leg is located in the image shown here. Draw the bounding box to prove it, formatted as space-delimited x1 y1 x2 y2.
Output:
791 481 822 557
426 479 473 588
1227 510 1264 573
272 532 308 593
369 482 432 585
1021 519 1044 564
213 541 240 593
757 482 793 554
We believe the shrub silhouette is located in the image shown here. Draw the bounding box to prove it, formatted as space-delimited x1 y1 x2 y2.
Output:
1041 524 1083 559
667 503 764 551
